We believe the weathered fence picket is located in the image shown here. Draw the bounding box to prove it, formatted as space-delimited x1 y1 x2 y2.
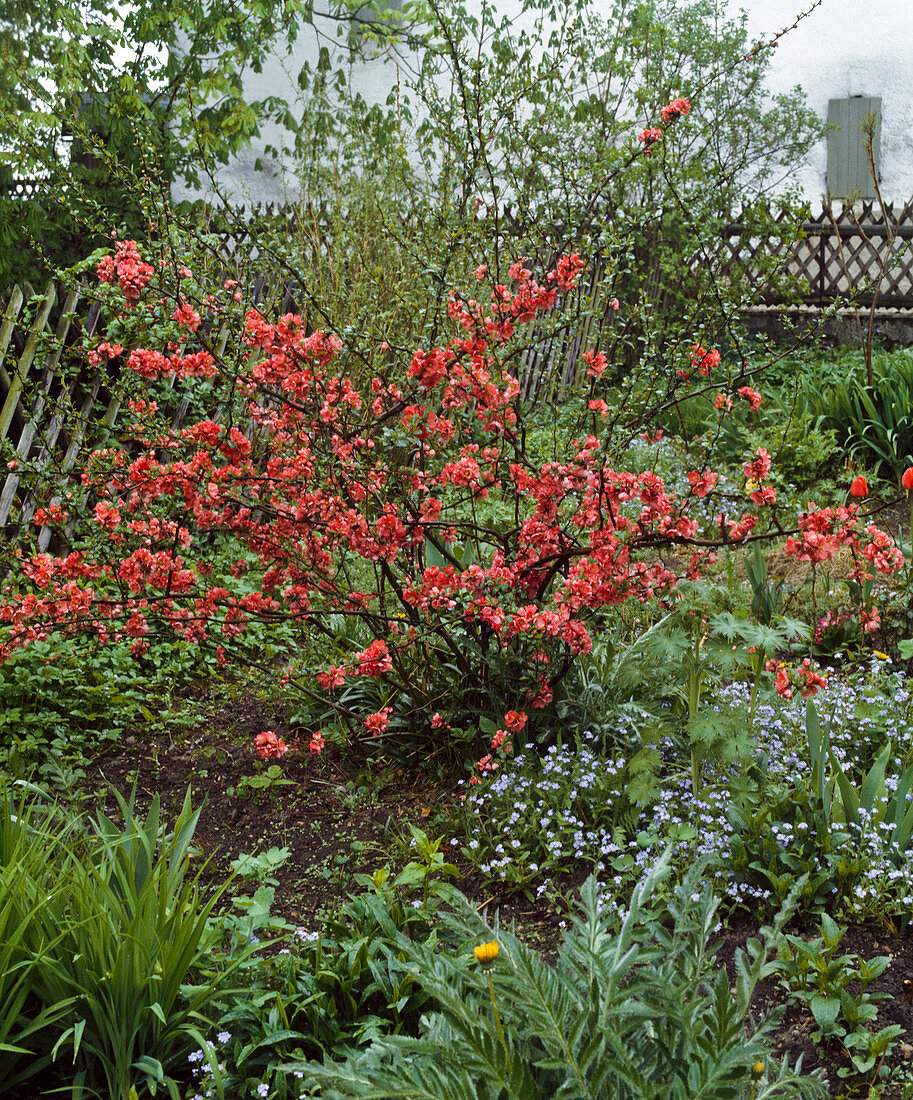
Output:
0 286 81 527
0 284 109 547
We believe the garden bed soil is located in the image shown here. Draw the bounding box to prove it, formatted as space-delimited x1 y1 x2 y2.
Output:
29 682 913 1098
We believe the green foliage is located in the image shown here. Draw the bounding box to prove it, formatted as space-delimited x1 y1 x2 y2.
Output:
250 177 455 381
1 0 321 186
797 697 913 865
300 0 821 217
726 702 863 915
799 348 913 480
704 396 839 489
0 784 242 1100
827 728 913 859
0 168 97 290
774 913 901 1080
0 633 229 780
0 789 76 1091
388 824 461 907
0 639 152 772
230 846 293 885
294 855 825 1099
229 764 297 799
726 783 858 917
617 586 803 793
196 869 451 1097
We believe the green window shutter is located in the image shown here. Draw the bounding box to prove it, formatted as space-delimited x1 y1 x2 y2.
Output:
827 96 881 199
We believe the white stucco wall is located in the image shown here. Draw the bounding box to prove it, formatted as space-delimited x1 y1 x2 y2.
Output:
175 0 913 206
732 0 913 201
171 20 419 206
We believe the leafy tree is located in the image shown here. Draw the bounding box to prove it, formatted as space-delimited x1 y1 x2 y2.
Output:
0 0 823 306
0 0 325 284
289 0 822 211
3 0 301 183
274 0 824 370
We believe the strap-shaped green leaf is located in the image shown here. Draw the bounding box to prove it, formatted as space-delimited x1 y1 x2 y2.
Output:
859 740 891 818
829 748 859 829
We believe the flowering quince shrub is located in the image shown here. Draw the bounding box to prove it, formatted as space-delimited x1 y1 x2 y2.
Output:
0 236 905 761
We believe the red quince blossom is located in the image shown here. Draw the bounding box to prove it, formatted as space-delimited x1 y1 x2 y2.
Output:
737 386 763 412
551 253 584 290
317 665 347 691
864 525 904 574
86 341 123 368
769 659 827 700
355 640 394 676
749 485 776 506
860 605 880 633
743 448 771 483
661 96 691 123
93 501 121 530
365 707 392 735
490 728 511 751
637 127 663 154
255 730 289 759
173 301 202 332
583 349 607 379
96 240 153 306
687 470 717 498
691 344 720 376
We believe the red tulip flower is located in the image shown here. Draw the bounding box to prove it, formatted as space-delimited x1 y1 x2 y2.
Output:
850 476 868 498
903 467 913 491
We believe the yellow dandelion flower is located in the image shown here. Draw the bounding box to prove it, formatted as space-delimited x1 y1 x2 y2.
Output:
474 941 499 964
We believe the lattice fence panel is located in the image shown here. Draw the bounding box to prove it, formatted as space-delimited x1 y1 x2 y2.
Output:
0 278 296 549
723 200 913 307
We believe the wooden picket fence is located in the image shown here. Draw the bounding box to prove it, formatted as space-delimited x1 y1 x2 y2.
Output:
203 199 913 309
0 282 103 551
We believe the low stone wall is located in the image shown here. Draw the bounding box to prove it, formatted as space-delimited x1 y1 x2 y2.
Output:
743 306 913 348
